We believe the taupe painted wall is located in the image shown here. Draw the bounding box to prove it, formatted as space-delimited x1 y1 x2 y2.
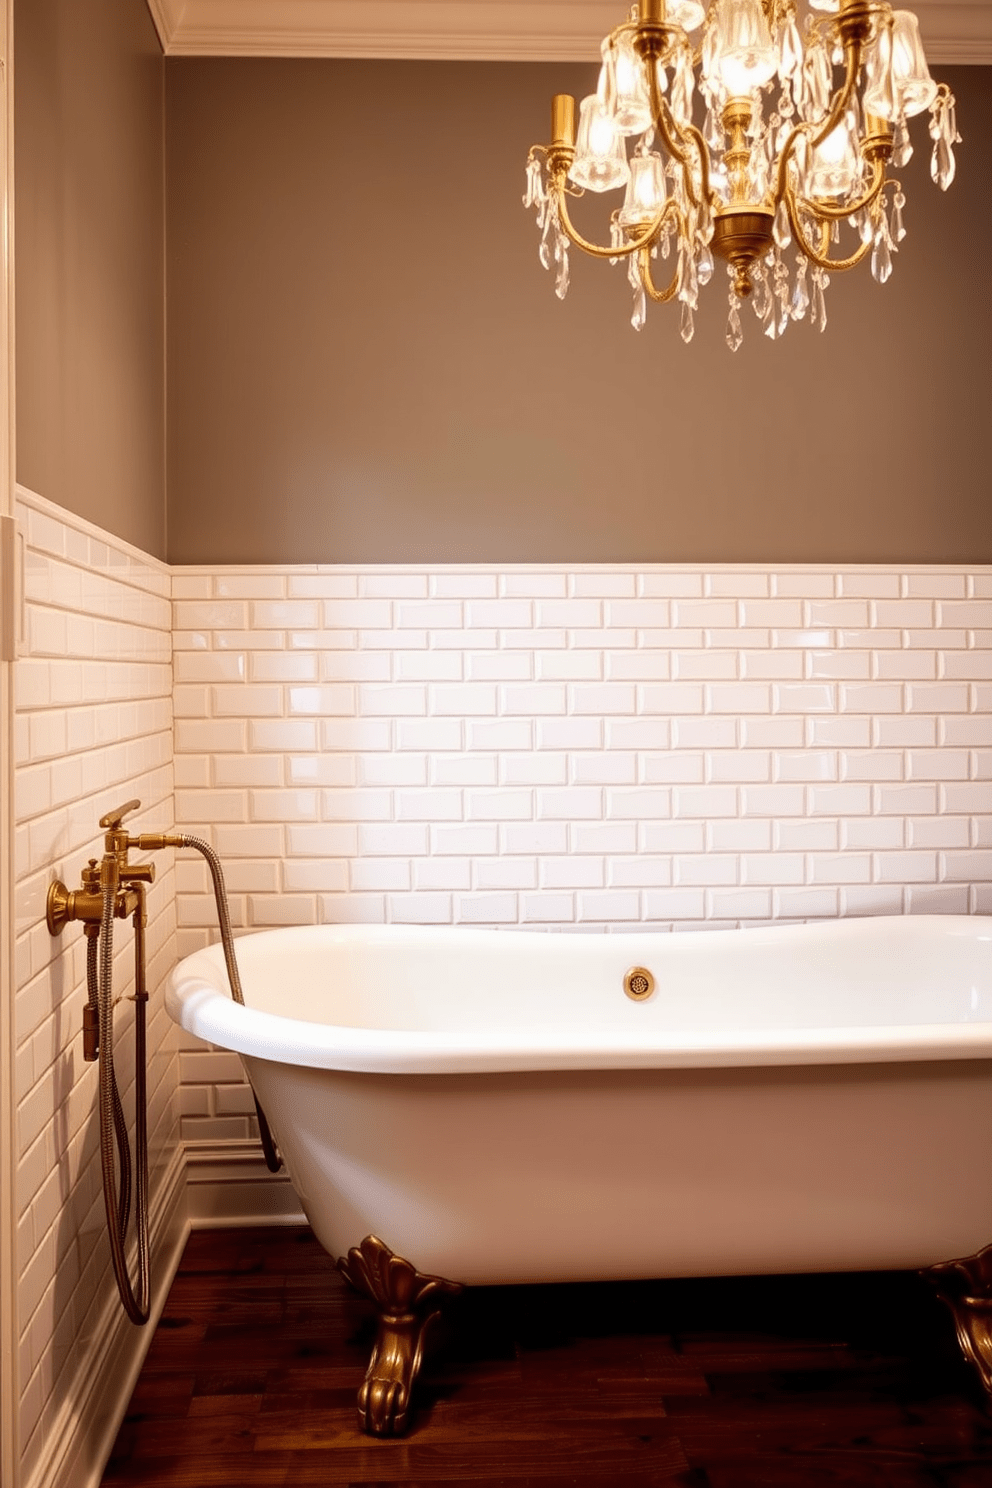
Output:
166 59 991 566
15 0 166 558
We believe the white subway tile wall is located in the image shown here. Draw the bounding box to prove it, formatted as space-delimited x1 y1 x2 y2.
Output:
171 567 992 1011
12 492 178 1483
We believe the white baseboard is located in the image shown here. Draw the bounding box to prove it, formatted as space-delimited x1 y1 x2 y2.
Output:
185 1138 306 1228
27 1144 188 1488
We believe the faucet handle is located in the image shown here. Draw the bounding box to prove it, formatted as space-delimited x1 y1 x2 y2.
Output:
99 798 142 831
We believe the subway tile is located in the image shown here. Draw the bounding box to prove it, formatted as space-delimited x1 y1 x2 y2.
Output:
466 652 533 682
537 787 603 820
211 573 285 600
432 683 498 716
841 817 904 850
708 752 770 784
322 788 392 821
608 857 672 888
840 573 901 599
434 754 498 787
542 857 605 889
707 819 772 852
286 822 358 857
642 754 704 785
638 573 703 597
431 573 497 598
456 893 519 924
570 573 635 598
396 600 462 629
500 572 567 598
840 751 903 782
249 718 318 752
875 851 938 883
640 821 706 853
288 754 356 787
773 887 839 919
360 684 427 716
521 893 575 922
359 823 430 856
389 893 453 923
706 572 769 598
503 822 571 855
395 652 464 682
468 719 531 751
642 888 706 918
324 717 393 751
674 855 737 886
708 887 773 920
571 821 633 857
250 652 319 682
325 598 393 628
320 894 386 922
282 860 351 893
361 573 428 598
289 684 355 715
741 852 804 885
673 785 737 818
476 858 539 891
577 890 640 921
414 858 472 891
501 683 567 716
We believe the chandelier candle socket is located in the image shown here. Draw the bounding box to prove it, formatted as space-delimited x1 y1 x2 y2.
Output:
523 0 959 348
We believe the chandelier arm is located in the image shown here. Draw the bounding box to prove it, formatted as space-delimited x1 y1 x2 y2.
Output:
639 246 681 304
785 188 875 274
647 65 703 210
552 178 662 260
809 34 865 153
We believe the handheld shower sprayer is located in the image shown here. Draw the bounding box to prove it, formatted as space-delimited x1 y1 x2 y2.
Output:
46 799 281 1325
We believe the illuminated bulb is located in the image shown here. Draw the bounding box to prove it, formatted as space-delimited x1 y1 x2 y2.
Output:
569 94 630 192
888 10 938 116
707 0 778 96
607 31 653 136
807 115 860 197
619 151 667 226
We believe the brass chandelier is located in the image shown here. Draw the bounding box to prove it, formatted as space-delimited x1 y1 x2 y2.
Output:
524 0 959 347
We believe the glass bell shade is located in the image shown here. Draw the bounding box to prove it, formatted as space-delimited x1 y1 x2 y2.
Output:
568 94 630 193
667 0 706 29
707 0 779 97
806 115 860 197
618 150 667 226
888 10 938 116
603 31 653 136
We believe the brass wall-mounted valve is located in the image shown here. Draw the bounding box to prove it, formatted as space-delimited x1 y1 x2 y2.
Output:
45 798 183 936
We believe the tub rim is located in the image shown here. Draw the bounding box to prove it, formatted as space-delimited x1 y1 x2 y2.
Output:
165 914 992 1076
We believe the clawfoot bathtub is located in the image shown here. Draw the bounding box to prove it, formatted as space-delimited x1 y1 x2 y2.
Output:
167 914 992 1434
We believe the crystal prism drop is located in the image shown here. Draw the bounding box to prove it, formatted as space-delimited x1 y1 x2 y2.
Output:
680 298 695 344
726 298 743 353
932 133 956 189
871 230 892 284
554 235 570 300
790 258 809 321
697 242 714 286
892 115 913 167
539 200 555 270
773 199 792 250
892 190 907 243
811 267 828 333
631 283 647 331
704 104 722 152
853 207 873 247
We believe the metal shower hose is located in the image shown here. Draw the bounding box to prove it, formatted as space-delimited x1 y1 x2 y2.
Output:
94 834 281 1325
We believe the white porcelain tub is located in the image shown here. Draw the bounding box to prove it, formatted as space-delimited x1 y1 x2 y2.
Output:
167 915 992 1286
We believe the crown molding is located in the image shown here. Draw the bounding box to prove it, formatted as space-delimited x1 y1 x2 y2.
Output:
147 0 992 63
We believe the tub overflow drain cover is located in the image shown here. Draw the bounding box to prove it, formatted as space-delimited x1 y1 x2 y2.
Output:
623 967 655 1002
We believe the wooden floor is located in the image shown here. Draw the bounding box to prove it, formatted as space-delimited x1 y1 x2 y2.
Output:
101 1226 992 1487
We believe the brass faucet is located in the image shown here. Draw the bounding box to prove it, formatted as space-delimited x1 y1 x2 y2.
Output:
46 798 187 936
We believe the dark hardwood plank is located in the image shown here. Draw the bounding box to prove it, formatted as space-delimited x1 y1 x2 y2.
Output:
100 1226 992 1487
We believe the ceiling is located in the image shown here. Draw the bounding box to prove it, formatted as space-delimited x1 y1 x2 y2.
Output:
147 0 992 63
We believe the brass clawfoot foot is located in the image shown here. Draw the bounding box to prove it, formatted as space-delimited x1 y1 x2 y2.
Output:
337 1235 463 1436
924 1242 992 1398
